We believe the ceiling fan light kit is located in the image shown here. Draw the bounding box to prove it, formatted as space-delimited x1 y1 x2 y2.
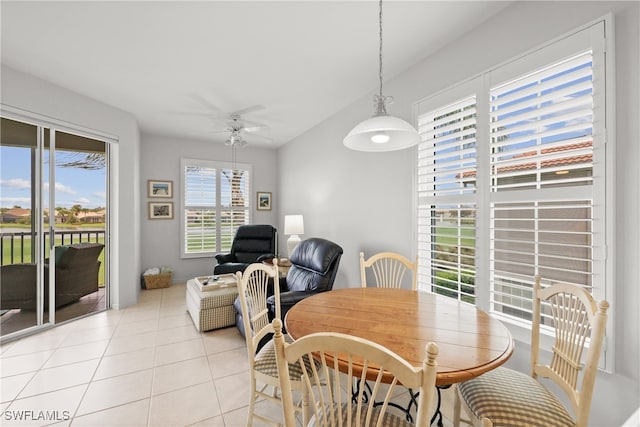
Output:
343 0 419 152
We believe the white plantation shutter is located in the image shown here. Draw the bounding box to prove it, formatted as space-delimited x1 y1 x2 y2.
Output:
415 22 610 367
488 50 599 322
417 94 477 303
181 159 251 257
184 165 217 253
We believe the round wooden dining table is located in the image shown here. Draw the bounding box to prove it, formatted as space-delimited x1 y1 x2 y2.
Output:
284 287 514 387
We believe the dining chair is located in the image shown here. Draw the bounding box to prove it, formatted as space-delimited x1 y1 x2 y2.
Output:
272 317 439 427
360 251 418 290
236 261 309 426
453 275 609 427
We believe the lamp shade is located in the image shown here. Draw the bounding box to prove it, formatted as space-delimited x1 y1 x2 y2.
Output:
284 215 304 235
343 115 420 152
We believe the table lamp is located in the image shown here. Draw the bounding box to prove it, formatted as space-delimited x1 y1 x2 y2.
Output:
284 215 304 257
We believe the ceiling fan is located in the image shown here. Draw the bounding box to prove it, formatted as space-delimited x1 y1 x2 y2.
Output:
183 94 272 146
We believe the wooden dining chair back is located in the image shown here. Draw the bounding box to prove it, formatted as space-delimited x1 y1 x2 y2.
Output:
453 276 609 427
236 261 308 426
273 318 438 427
360 251 418 290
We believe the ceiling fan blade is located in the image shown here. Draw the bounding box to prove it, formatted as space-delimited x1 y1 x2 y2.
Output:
187 93 223 113
238 118 268 128
230 105 266 117
243 125 270 133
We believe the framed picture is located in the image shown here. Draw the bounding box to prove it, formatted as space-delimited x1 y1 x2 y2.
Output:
256 191 272 211
148 180 173 198
148 202 173 219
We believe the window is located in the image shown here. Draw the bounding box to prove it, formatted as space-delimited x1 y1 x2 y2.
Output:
417 94 477 303
181 158 251 257
416 21 611 363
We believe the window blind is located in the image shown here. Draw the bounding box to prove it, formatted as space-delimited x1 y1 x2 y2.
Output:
182 160 251 257
417 96 477 303
488 51 595 321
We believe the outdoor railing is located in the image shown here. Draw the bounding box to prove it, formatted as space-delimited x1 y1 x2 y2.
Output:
0 230 106 266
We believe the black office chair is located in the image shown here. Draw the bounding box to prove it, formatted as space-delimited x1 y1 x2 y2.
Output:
213 224 277 275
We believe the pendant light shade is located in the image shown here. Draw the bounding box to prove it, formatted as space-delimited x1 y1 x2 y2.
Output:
344 114 419 152
343 0 419 152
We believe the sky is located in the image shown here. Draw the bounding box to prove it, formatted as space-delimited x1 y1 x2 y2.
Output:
0 146 106 210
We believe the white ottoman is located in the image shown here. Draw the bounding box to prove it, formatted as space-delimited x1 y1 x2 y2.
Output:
186 277 239 332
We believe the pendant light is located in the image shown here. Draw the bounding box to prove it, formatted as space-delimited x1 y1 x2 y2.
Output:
343 0 419 152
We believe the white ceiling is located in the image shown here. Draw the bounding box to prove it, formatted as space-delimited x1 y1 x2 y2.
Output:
1 1 511 148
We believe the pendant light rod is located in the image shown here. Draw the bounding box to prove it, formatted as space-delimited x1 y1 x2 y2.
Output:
343 0 419 152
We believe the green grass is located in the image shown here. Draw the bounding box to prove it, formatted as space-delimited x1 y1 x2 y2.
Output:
434 224 475 247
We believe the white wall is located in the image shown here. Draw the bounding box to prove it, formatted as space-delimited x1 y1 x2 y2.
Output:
277 1 639 425
140 133 278 283
1 65 142 309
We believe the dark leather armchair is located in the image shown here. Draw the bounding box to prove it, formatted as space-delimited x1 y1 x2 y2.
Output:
214 224 277 275
233 237 343 339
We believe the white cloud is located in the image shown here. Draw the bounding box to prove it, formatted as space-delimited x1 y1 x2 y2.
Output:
43 182 76 195
72 197 91 205
0 196 32 205
0 178 30 190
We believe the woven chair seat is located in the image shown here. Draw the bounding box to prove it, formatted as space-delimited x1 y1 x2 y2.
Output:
254 334 314 379
308 404 413 427
457 367 575 427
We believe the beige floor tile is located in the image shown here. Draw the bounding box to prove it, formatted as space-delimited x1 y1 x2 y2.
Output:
0 371 35 403
42 340 109 369
93 347 155 380
188 415 226 426
5 384 86 427
213 371 250 413
157 312 192 330
112 319 159 339
207 347 247 379
76 369 153 416
19 359 99 399
202 327 245 355
1 333 66 357
59 326 116 347
0 350 55 377
70 398 150 426
221 407 250 427
104 331 157 356
151 356 211 396
148 381 221 426
154 324 200 346
154 338 205 367
119 309 160 325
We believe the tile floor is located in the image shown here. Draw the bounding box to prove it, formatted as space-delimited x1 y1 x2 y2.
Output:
0 283 456 426
1 289 107 337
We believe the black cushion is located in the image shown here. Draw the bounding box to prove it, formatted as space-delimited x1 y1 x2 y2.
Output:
285 238 343 292
214 224 276 275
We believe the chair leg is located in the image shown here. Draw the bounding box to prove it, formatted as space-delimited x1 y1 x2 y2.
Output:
301 387 309 426
453 385 462 427
247 377 257 427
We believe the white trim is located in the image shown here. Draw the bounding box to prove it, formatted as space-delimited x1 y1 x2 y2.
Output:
0 103 119 144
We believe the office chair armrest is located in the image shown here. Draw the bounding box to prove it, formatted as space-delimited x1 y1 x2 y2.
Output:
215 253 236 264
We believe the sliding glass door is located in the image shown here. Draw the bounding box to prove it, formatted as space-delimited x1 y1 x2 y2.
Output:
0 116 109 340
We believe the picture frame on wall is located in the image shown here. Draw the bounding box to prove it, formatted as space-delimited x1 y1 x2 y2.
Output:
149 202 173 219
256 192 272 211
148 180 173 198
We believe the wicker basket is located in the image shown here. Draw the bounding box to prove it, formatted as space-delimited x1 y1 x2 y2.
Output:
143 272 173 289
